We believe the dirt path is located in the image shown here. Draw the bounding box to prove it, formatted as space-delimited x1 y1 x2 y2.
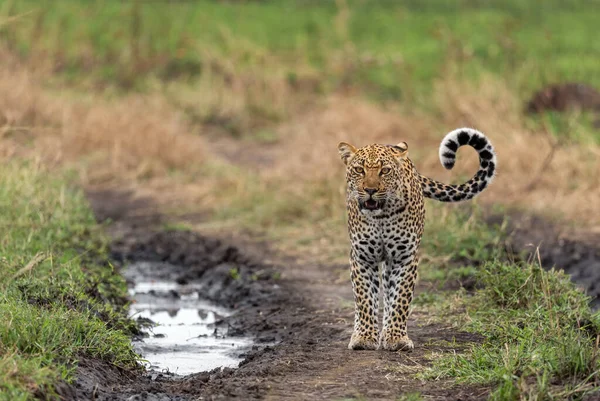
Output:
64 189 488 401
70 180 600 401
180 258 486 401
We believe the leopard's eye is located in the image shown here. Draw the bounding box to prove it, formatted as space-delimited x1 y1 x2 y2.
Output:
354 166 365 174
381 167 391 175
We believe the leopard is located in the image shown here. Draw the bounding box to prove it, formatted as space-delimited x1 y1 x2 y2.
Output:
338 127 497 351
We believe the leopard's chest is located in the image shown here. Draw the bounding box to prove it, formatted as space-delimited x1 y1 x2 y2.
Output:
348 202 423 262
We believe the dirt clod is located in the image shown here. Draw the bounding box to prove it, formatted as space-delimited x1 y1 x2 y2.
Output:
525 83 600 114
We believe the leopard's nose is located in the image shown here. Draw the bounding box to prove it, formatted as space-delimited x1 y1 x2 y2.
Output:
364 188 377 196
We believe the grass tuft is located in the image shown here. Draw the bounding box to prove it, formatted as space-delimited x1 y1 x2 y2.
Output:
422 257 600 400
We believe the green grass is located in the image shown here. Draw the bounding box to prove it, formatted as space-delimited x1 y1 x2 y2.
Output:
418 203 504 287
420 256 600 399
400 200 600 399
0 163 138 400
1 0 598 100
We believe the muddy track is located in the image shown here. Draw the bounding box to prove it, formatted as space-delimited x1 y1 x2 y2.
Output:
62 190 600 401
60 189 490 401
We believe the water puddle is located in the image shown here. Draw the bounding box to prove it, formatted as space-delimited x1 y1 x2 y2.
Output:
126 262 252 375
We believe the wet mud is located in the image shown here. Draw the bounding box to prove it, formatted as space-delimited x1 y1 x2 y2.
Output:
65 189 490 400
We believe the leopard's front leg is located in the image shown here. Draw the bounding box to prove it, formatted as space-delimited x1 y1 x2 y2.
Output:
380 253 418 351
348 248 380 350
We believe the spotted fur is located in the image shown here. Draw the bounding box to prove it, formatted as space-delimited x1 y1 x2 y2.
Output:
338 128 496 351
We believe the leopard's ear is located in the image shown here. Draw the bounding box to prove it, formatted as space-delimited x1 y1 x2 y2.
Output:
390 142 408 159
338 142 357 165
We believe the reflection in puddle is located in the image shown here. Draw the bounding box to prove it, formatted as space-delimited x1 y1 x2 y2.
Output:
127 267 252 375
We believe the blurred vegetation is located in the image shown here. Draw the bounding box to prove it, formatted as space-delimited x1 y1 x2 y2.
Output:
2 0 598 141
1 0 599 99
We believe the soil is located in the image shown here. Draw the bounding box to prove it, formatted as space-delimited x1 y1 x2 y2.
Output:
60 189 490 401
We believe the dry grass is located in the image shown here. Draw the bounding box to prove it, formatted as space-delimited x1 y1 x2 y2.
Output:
431 75 600 228
164 39 320 137
1 47 599 235
259 75 600 232
0 49 204 184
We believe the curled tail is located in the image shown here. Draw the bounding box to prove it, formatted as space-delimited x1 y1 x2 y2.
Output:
419 127 497 202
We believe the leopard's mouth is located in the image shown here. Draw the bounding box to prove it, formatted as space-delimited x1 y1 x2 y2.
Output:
359 198 385 211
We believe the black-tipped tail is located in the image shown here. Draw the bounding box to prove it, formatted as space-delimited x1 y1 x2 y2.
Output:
420 128 496 202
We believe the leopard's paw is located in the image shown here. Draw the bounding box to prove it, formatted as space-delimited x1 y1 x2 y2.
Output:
380 335 414 352
348 332 379 350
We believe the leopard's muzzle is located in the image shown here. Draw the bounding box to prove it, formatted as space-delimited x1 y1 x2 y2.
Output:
359 197 386 211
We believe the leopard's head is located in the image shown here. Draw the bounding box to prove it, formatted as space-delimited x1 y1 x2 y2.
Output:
338 142 408 215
